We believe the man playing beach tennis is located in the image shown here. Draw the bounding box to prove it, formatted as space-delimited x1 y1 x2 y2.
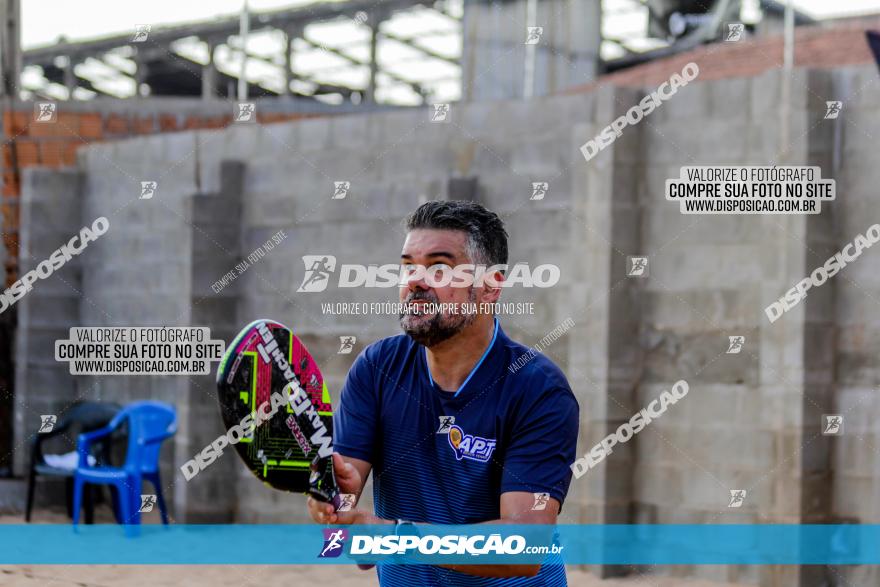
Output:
308 200 579 586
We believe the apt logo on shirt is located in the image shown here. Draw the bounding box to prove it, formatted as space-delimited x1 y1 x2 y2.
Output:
447 425 497 462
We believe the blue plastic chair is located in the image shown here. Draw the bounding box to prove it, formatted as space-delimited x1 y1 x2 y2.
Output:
73 401 177 535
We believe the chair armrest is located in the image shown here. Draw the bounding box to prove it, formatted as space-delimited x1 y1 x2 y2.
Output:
77 424 116 467
137 422 178 446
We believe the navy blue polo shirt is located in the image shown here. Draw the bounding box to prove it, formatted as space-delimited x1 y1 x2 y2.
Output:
334 320 579 587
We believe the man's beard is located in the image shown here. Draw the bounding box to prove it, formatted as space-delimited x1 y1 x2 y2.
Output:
399 289 477 348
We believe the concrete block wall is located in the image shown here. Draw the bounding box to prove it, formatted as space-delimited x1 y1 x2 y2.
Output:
72 132 198 521
13 168 85 475
634 68 807 525
825 65 880 587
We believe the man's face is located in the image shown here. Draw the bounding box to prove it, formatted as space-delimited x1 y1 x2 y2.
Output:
398 229 484 347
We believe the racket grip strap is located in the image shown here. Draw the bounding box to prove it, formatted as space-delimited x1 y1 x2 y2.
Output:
308 454 340 507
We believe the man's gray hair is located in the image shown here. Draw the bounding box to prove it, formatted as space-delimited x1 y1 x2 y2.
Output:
404 200 509 271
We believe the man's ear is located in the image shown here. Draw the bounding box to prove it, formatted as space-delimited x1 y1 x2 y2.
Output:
479 272 504 303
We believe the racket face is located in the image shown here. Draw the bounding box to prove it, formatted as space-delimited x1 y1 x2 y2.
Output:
216 319 334 494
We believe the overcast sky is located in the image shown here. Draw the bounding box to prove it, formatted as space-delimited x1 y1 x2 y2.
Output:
20 0 880 48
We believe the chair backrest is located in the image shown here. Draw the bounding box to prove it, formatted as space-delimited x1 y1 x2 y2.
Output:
110 401 177 474
60 401 122 433
34 401 122 464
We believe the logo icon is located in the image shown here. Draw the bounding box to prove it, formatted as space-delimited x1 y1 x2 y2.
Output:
332 181 350 200
318 528 348 558
822 414 843 435
34 103 57 123
38 415 57 433
338 336 356 354
234 103 256 123
447 425 497 462
337 494 356 512
437 416 455 434
530 182 548 201
728 489 746 508
531 492 550 510
726 336 745 354
627 256 649 277
725 23 744 42
140 181 157 200
132 24 151 43
431 103 450 123
139 494 157 512
354 11 368 24
824 101 843 120
297 255 337 292
525 27 543 45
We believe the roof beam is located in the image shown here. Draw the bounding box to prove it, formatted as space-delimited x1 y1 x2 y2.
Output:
381 30 458 65
222 39 361 97
300 33 424 98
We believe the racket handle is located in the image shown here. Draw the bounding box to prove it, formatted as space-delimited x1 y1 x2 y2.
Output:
308 454 340 508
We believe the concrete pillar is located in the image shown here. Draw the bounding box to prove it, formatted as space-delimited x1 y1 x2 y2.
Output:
0 0 21 98
63 56 77 99
284 33 293 96
365 9 388 104
202 41 217 99
568 85 644 578
462 0 601 101
282 27 302 98
134 56 148 97
175 160 245 522
756 69 836 587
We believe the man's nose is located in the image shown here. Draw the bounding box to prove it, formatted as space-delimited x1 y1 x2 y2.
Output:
401 266 430 291
405 277 430 293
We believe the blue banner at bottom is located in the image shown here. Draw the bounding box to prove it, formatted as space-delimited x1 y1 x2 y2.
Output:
0 524 875 565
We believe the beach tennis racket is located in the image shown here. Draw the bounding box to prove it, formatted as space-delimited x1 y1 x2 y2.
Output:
215 318 341 508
